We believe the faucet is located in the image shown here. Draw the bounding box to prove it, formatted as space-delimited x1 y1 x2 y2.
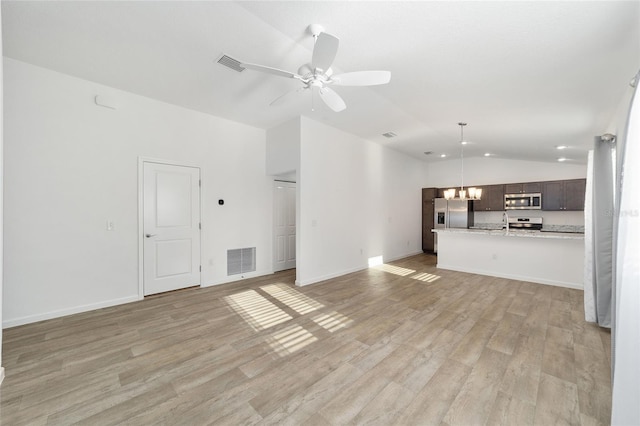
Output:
503 211 510 233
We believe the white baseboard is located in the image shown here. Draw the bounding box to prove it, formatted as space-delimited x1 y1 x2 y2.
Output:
3 295 140 329
384 250 424 263
0 367 4 386
436 263 584 290
296 264 367 287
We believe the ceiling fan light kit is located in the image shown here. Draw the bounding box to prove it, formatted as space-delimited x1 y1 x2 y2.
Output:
240 24 391 112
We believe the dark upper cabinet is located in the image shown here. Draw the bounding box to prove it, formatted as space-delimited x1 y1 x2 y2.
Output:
542 179 586 211
504 182 542 194
542 181 563 210
564 179 587 211
472 184 505 211
422 187 438 252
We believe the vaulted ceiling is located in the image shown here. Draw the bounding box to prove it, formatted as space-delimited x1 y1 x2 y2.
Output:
3 1 639 164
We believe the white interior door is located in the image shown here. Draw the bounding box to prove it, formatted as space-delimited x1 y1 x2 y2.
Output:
273 181 296 272
143 162 201 296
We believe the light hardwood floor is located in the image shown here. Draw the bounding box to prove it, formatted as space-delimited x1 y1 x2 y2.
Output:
1 254 611 425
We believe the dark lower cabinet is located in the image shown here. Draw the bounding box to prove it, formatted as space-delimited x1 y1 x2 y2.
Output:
542 179 586 211
422 187 437 252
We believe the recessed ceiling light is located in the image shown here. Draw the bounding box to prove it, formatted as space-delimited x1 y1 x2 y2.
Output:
460 141 469 145
556 145 568 150
382 132 397 138
558 157 568 162
440 154 447 158
484 153 491 157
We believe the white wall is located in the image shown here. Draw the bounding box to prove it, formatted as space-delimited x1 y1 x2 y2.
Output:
0 6 5 383
3 59 272 327
296 117 425 285
266 117 300 176
424 156 587 188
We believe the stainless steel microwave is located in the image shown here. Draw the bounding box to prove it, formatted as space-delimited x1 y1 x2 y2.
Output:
504 193 542 210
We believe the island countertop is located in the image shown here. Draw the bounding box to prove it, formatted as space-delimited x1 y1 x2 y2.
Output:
433 228 584 240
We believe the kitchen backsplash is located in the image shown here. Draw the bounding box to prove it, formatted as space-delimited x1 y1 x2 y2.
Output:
474 210 585 233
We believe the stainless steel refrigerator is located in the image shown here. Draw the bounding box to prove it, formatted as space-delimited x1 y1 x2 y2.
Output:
433 198 474 253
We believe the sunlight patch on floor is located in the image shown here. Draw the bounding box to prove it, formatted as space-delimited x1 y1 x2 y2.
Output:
312 311 354 332
410 272 441 282
260 283 324 315
224 290 292 331
372 263 416 277
266 324 318 356
368 254 416 276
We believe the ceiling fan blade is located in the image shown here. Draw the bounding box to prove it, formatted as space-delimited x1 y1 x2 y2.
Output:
270 87 308 107
331 71 391 86
311 32 339 72
319 87 346 112
240 62 301 79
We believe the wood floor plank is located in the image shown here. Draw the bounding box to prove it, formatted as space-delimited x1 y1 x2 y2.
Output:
486 391 536 426
541 325 577 384
317 368 391 425
499 334 545 404
449 318 499 366
351 380 416 425
533 372 581 425
487 312 525 355
260 363 364 425
443 348 511 425
0 254 612 425
507 291 533 317
481 294 515 322
574 343 612 424
393 358 472 426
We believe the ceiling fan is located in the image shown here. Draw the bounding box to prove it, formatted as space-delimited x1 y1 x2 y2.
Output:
240 24 391 112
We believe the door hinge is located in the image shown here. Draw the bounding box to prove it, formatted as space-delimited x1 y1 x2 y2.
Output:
199 179 201 187
199 222 201 230
199 265 202 272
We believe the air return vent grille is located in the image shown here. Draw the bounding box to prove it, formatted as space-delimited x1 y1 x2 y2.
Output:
227 247 256 275
217 54 245 72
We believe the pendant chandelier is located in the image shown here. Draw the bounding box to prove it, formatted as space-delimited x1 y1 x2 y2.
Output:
444 122 482 201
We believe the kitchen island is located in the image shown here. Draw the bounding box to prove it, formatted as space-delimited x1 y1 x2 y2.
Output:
433 228 584 289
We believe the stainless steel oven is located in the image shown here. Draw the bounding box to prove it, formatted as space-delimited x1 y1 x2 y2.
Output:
504 193 542 210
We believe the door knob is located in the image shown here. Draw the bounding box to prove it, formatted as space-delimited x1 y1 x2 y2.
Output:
145 234 157 238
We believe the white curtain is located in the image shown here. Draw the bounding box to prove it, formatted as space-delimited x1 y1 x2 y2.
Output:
584 137 615 327
583 151 595 322
611 71 640 425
